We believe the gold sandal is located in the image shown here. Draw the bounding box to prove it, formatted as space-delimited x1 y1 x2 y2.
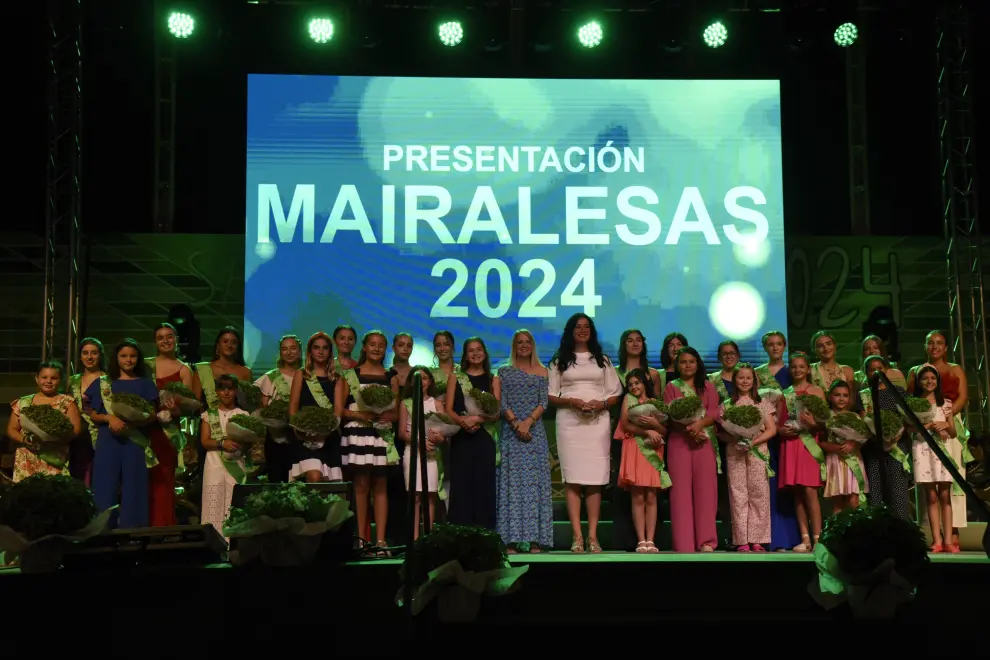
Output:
587 538 603 553
792 533 812 553
570 536 585 553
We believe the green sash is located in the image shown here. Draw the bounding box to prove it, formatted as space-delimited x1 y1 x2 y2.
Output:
195 363 249 482
823 431 867 498
145 357 188 473
68 374 99 448
707 372 731 404
754 364 783 391
98 377 158 468
455 371 501 467
624 394 671 487
342 369 399 465
784 388 827 481
430 364 459 397
721 399 775 478
266 368 292 401
17 394 70 471
672 379 721 474
858 390 911 475
403 399 447 500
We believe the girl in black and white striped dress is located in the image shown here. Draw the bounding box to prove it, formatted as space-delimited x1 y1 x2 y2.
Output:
336 330 397 549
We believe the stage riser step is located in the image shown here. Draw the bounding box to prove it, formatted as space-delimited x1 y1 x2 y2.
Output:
548 520 733 551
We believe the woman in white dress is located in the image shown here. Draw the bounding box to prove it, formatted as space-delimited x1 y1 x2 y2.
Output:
548 313 623 553
199 374 248 539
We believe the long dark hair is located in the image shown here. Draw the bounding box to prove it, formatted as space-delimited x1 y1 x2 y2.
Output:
660 332 688 372
730 362 762 404
912 365 945 407
624 368 655 398
213 325 246 366
109 338 151 380
674 346 708 392
79 337 107 372
433 330 455 365
552 313 606 372
618 329 650 373
402 365 437 400
459 337 492 380
154 322 183 360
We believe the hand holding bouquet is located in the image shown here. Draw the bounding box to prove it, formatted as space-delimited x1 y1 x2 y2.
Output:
227 414 267 445
721 404 764 441
110 392 154 423
290 406 339 449
237 381 263 412
827 412 871 444
465 388 499 418
425 412 461 438
903 397 935 425
628 398 668 424
667 396 704 425
162 381 201 414
359 384 396 415
256 398 290 429
864 409 905 448
19 405 75 444
796 395 831 428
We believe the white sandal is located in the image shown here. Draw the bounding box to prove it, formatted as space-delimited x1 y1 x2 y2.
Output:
636 541 649 553
792 533 812 553
645 541 660 554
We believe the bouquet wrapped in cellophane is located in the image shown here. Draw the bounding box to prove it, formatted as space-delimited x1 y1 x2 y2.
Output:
721 404 764 443
19 405 75 444
667 396 705 425
465 388 499 417
227 414 267 445
628 398 668 423
255 398 290 429
290 406 339 450
795 394 831 428
425 411 461 438
359 384 396 415
162 381 201 414
110 393 154 423
237 381 263 412
904 397 935 425
827 412 871 444
864 409 905 447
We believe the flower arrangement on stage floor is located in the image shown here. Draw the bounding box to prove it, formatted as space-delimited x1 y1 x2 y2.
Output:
223 481 353 567
809 504 929 620
397 524 529 622
0 475 113 573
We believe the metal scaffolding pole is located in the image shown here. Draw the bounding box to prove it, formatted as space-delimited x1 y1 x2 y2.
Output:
937 2 988 435
43 0 83 374
846 14 870 236
153 0 177 233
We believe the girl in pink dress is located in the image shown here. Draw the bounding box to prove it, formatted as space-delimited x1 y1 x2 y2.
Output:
719 364 777 552
663 347 720 553
615 369 668 553
820 380 869 512
777 352 827 552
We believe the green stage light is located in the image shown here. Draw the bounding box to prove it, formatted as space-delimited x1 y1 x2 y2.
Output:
577 21 603 48
438 21 464 47
834 22 859 47
702 21 728 48
167 12 195 39
309 18 334 44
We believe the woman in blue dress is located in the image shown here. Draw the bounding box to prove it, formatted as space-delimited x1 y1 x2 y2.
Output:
496 330 553 552
757 331 802 551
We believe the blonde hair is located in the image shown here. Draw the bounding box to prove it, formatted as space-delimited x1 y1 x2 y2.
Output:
510 329 543 368
302 332 334 379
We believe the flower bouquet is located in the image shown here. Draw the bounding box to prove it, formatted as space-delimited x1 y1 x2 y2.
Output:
464 388 499 417
864 409 905 446
795 394 831 427
110 392 154 423
433 377 449 398
667 396 705 425
227 414 267 445
255 398 291 444
425 412 461 438
224 481 353 567
809 504 929 620
0 475 113 573
904 397 935 424
629 398 668 423
721 404 764 445
827 412 872 444
237 381 263 412
397 524 529 623
19 405 75 444
359 384 396 414
290 406 339 450
162 381 201 414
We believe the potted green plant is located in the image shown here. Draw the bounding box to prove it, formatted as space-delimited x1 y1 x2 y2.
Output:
223 481 353 567
0 475 113 573
398 524 528 622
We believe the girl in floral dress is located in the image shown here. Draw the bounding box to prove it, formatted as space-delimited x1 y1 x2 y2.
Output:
820 380 869 512
910 365 961 553
6 361 83 482
809 331 855 393
497 330 553 553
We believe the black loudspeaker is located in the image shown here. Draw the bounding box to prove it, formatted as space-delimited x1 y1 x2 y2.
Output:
230 481 354 509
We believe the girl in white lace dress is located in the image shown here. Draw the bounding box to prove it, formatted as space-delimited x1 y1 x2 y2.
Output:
910 365 960 552
199 374 247 539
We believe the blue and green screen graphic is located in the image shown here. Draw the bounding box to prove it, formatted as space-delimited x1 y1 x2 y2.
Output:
245 75 786 368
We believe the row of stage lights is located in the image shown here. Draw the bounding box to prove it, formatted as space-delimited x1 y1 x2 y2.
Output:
165 11 862 49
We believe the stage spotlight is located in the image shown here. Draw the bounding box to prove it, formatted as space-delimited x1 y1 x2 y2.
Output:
167 12 195 39
308 18 334 44
702 21 728 48
438 21 464 47
834 22 859 47
577 21 603 48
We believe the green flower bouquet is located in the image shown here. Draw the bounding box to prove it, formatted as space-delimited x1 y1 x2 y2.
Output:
864 409 905 446
0 475 114 573
397 524 529 622
667 396 705 424
162 381 201 414
256 398 290 428
110 392 154 423
223 481 353 567
290 406 339 448
810 505 929 620
904 397 935 424
359 384 396 414
237 381 263 412
721 404 764 441
465 389 499 417
227 414 266 445
795 394 831 426
425 412 461 438
827 412 872 444
19 405 75 443
629 398 668 423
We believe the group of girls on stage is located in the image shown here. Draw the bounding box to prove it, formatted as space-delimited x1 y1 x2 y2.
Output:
6 316 972 555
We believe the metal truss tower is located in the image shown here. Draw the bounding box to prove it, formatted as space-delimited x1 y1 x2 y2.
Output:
153 0 177 232
846 14 870 236
43 0 84 374
936 2 988 434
